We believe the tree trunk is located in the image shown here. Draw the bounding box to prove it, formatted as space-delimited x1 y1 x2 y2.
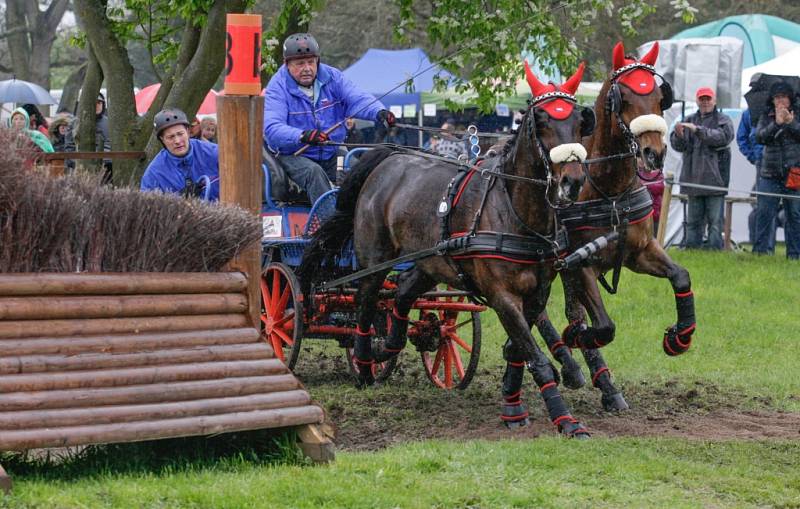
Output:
74 0 248 186
2 0 69 89
75 46 101 153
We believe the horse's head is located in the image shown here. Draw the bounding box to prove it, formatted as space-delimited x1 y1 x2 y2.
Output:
524 61 594 205
605 41 672 171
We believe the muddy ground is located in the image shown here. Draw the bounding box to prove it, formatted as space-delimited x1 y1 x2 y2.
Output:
292 348 800 451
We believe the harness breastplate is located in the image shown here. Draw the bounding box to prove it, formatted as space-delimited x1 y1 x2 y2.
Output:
557 185 653 231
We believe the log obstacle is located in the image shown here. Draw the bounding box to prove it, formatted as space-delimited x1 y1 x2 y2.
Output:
0 272 329 491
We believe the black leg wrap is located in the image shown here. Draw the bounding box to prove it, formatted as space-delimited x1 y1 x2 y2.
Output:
540 384 590 439
582 349 628 412
502 361 525 397
372 312 409 362
563 321 615 350
663 291 695 356
353 331 375 387
500 389 529 428
536 318 585 389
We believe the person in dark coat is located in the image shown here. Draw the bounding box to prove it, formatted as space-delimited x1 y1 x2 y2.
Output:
754 81 800 259
48 114 76 170
670 87 734 249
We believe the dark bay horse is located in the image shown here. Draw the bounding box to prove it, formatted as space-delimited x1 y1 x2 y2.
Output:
504 42 695 413
301 63 598 437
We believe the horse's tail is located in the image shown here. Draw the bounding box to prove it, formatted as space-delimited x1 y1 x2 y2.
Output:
297 146 395 292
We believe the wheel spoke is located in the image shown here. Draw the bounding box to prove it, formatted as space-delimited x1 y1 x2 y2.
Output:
443 342 452 388
275 284 291 316
274 310 295 328
448 333 472 353
430 347 443 376
450 340 465 379
259 277 270 309
270 269 282 310
273 327 294 346
452 317 474 329
269 333 285 361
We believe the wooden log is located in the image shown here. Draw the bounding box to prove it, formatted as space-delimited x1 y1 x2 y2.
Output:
0 359 288 393
0 464 9 494
0 343 271 375
0 405 324 451
296 423 335 463
0 391 313 430
0 272 247 297
219 95 264 328
0 293 247 320
0 375 300 411
0 328 262 357
0 313 249 339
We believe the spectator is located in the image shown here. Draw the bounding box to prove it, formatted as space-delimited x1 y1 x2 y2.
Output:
75 93 112 183
21 104 49 136
189 117 202 139
7 107 54 154
434 121 468 159
140 108 220 201
263 33 394 204
737 107 776 249
199 118 217 143
48 114 76 170
670 87 734 250
754 81 800 259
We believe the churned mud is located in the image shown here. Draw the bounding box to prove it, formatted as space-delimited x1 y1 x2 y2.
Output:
293 348 800 451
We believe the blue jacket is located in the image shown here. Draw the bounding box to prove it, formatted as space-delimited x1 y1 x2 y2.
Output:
263 63 385 161
736 108 764 166
141 139 220 201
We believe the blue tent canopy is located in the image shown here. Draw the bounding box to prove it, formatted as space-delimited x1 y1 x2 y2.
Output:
343 48 450 108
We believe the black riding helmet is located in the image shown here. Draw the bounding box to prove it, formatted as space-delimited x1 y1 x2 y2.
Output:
154 108 190 138
283 33 320 61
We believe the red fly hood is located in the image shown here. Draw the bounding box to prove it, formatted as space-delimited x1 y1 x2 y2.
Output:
611 41 658 95
525 61 584 120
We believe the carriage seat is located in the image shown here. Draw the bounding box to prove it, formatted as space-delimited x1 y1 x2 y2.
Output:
262 148 311 206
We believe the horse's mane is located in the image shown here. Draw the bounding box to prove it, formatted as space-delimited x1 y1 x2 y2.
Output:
587 77 614 155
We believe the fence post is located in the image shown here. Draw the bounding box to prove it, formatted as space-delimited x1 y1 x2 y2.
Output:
217 95 264 328
657 172 674 247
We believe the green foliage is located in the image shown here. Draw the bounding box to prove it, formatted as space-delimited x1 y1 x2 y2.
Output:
393 0 698 112
261 0 325 77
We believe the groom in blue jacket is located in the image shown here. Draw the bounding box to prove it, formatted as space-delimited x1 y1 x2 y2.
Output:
141 108 220 201
263 33 395 204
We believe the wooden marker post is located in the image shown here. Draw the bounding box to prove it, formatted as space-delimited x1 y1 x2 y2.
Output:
218 13 263 328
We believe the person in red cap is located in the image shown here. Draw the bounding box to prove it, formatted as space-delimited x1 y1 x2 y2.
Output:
670 86 734 249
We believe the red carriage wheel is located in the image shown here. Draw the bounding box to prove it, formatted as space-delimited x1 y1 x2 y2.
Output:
260 263 304 370
419 294 482 389
344 310 398 383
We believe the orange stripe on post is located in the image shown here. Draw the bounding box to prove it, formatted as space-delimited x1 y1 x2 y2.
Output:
224 14 263 96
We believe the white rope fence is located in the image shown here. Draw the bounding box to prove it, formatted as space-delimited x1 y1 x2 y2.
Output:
665 179 800 201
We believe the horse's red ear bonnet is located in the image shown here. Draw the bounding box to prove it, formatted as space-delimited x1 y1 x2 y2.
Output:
525 61 584 120
612 41 658 95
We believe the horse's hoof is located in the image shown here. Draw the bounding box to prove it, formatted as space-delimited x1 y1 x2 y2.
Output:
561 359 586 390
503 417 529 429
601 392 629 412
558 420 591 439
355 372 375 389
663 325 692 356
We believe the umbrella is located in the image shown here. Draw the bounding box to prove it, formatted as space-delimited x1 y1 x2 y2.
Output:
0 78 57 105
135 83 219 115
744 73 800 124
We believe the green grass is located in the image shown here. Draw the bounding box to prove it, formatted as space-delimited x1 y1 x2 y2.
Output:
5 439 800 508
3 248 800 508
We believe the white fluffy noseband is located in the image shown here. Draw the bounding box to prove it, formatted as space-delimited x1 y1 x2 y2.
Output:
630 114 668 136
549 143 587 164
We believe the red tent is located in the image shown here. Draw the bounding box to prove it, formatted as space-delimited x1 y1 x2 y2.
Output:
135 84 218 115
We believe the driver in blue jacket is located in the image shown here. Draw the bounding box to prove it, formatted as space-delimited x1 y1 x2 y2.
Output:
141 108 220 201
263 33 396 204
